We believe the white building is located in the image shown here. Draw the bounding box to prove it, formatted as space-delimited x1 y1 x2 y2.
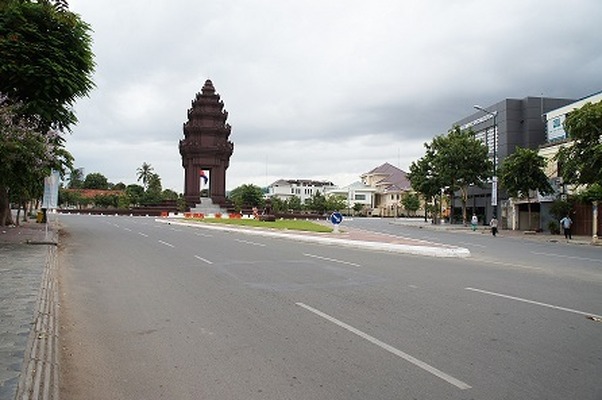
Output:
267 179 335 204
545 90 602 143
324 181 376 214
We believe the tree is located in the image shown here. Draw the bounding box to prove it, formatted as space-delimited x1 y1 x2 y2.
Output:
229 184 264 210
408 149 442 222
162 189 179 201
125 184 144 206
325 194 347 213
431 127 492 224
287 195 302 212
556 100 602 189
305 191 327 214
68 167 84 189
401 193 420 216
0 96 73 225
82 172 109 190
143 173 163 204
499 147 553 230
136 162 154 190
409 127 492 224
0 0 95 131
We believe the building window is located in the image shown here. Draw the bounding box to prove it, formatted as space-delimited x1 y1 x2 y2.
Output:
355 194 366 201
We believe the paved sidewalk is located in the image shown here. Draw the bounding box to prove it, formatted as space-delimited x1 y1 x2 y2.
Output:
0 216 59 400
388 217 599 246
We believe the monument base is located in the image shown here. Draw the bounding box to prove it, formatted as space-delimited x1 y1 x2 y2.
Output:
190 197 230 215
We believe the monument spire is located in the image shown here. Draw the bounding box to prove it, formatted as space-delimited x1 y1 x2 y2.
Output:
179 79 234 208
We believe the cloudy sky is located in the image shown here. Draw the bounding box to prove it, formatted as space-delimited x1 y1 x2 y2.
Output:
67 0 602 192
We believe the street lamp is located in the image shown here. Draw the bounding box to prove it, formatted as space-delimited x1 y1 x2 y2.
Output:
474 105 498 218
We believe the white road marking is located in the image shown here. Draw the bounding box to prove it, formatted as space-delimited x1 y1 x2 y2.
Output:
296 302 472 390
458 241 486 248
303 253 360 267
194 255 213 264
235 239 266 247
195 232 213 238
138 232 149 237
465 287 602 319
158 240 175 248
531 251 602 263
123 228 132 232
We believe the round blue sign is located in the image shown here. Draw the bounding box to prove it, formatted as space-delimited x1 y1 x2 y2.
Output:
330 212 343 225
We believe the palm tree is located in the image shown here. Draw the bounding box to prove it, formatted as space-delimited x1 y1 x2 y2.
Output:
136 162 154 190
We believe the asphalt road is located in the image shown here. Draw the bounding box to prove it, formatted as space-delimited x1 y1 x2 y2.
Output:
58 215 602 400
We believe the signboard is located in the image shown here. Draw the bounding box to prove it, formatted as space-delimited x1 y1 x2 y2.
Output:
491 177 498 207
42 170 60 209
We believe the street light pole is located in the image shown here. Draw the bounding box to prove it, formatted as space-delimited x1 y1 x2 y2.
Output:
474 105 498 218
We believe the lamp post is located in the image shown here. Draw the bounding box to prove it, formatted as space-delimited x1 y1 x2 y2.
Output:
474 105 498 218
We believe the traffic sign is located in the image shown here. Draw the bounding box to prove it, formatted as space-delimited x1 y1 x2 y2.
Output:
330 212 343 225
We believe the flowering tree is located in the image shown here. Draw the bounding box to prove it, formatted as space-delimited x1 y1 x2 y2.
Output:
0 96 73 225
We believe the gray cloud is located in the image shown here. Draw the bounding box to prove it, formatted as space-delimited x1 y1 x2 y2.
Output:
67 0 602 191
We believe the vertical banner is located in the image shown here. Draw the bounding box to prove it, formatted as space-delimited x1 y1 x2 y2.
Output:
491 176 498 206
42 170 60 209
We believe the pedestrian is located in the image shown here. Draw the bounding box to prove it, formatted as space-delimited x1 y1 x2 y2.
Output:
471 214 478 231
560 214 573 240
489 216 498 236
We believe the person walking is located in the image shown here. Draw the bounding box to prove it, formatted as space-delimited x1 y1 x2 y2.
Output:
471 214 478 231
489 216 498 237
560 214 573 240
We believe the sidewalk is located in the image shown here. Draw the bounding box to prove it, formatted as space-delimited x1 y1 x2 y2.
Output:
388 217 599 246
0 215 59 400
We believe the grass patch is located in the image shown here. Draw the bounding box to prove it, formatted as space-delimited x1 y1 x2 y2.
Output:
196 218 333 233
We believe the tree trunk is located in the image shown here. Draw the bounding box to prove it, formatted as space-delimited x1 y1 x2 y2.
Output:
0 186 15 226
461 186 468 225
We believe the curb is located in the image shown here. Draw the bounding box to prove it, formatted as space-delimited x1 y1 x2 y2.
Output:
156 219 470 258
16 234 60 400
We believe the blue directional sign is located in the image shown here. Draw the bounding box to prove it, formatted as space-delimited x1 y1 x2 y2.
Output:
329 212 343 225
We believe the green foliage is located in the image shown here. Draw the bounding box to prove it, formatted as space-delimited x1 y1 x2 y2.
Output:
547 220 560 235
353 203 364 214
325 194 347 213
499 147 553 199
269 196 286 213
125 184 144 206
0 0 95 131
556 100 602 187
142 173 163 204
287 195 302 211
93 193 119 208
499 147 553 230
136 162 154 190
0 96 73 225
67 167 84 188
402 193 420 215
549 198 574 221
82 172 109 189
200 218 332 233
162 189 179 201
229 184 265 210
409 126 491 223
304 191 327 214
574 183 602 203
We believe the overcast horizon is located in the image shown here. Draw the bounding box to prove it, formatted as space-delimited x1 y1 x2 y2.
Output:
66 0 602 192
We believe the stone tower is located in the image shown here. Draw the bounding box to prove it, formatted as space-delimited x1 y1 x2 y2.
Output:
179 80 234 208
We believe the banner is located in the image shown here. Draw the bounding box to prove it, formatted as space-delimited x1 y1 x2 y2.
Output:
42 170 60 209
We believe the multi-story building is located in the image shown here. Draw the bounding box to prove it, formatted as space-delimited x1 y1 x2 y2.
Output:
536 91 602 235
267 179 335 204
323 181 376 215
451 96 575 226
360 162 413 217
